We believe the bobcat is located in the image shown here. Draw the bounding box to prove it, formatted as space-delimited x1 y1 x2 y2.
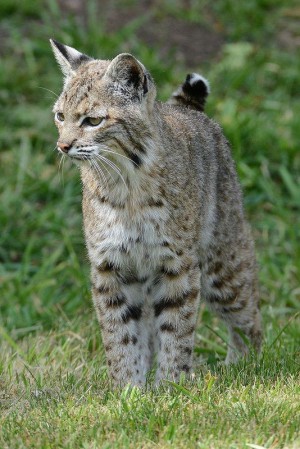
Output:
50 40 262 387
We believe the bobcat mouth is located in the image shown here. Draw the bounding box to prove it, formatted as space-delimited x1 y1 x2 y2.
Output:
71 151 92 160
70 155 88 160
57 146 94 160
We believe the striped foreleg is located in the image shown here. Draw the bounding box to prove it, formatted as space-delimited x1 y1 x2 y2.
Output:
91 263 150 387
153 264 201 384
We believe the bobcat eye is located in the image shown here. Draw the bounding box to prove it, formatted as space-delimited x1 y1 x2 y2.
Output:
83 117 104 127
55 112 65 122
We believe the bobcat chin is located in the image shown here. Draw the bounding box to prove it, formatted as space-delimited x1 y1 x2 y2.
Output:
50 39 262 387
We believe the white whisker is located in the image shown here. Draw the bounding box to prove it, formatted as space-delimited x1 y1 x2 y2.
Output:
58 153 66 186
95 153 122 176
92 157 115 188
90 158 109 189
99 144 139 166
93 154 116 185
94 154 128 190
38 86 59 98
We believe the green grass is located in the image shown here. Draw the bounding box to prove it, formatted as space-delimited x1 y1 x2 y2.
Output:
1 317 300 449
0 0 299 448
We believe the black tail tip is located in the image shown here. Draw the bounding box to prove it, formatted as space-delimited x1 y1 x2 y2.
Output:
183 73 210 99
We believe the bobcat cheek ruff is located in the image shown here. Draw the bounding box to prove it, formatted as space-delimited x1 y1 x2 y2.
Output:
51 40 262 387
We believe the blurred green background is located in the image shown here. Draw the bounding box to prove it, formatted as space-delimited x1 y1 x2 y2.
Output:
0 0 299 347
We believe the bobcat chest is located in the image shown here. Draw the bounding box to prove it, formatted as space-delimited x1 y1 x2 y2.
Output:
84 194 171 278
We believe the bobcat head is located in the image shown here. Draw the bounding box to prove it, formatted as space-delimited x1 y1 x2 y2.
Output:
50 40 156 170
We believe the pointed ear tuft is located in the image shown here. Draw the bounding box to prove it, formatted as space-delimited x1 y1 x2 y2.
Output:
105 53 150 100
49 39 92 78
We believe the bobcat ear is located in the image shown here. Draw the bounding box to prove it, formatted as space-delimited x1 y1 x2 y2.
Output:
105 53 150 100
50 39 92 77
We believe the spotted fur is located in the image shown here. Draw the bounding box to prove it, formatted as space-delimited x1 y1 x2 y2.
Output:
50 40 262 387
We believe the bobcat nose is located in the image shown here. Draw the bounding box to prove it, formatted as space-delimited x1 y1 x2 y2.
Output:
57 141 71 153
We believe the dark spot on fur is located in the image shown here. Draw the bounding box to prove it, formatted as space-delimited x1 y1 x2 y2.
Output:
119 244 129 254
221 259 248 284
183 311 193 320
143 74 148 95
212 276 228 290
214 261 223 273
121 334 130 345
135 235 142 244
154 296 185 317
164 344 170 353
220 298 247 313
206 261 223 276
130 152 142 167
96 284 111 294
187 288 199 302
180 325 195 338
121 305 142 323
205 291 238 306
180 364 190 372
132 335 138 345
160 322 176 332
98 195 109 203
154 289 198 317
105 293 126 308
148 198 164 208
183 347 192 355
97 261 116 273
160 266 180 279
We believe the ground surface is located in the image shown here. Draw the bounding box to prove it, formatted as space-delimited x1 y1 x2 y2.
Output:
0 1 300 448
58 0 224 66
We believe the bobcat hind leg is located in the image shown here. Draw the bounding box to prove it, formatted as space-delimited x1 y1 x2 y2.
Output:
202 245 263 363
